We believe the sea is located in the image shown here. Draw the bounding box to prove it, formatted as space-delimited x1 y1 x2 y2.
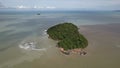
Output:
0 10 120 68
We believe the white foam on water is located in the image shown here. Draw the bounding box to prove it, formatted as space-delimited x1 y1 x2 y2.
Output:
32 48 46 51
42 29 48 36
19 44 30 50
18 42 47 51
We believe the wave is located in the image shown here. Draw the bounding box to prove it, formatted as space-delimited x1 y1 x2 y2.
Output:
42 29 47 36
18 41 47 51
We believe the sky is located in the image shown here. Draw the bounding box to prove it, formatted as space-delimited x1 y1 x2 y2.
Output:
0 0 120 10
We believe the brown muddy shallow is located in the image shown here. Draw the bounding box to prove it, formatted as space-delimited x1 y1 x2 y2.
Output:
1 23 120 68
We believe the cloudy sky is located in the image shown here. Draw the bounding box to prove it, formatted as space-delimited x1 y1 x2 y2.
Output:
0 0 120 10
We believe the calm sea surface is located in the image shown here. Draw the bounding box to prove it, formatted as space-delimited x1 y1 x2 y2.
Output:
0 11 120 68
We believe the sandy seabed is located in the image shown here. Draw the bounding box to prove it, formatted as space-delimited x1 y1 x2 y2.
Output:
0 23 120 68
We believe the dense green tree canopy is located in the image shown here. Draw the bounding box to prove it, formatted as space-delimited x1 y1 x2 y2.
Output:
47 23 88 50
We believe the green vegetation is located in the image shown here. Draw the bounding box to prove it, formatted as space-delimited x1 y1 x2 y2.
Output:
47 23 88 50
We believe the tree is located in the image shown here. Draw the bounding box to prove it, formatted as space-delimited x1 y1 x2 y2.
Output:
47 23 88 50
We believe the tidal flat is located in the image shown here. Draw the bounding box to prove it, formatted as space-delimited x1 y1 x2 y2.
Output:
1 23 120 68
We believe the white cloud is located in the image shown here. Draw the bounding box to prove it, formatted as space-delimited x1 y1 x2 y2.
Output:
46 6 56 9
34 5 37 8
33 5 44 9
38 7 44 9
16 5 29 9
15 5 45 9
1 0 119 10
0 2 5 8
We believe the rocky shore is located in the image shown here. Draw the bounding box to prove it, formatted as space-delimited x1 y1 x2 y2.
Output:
59 48 87 55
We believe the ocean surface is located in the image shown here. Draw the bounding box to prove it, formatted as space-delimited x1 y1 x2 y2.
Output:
0 10 120 68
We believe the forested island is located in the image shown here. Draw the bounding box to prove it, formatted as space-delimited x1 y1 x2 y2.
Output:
47 23 88 55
